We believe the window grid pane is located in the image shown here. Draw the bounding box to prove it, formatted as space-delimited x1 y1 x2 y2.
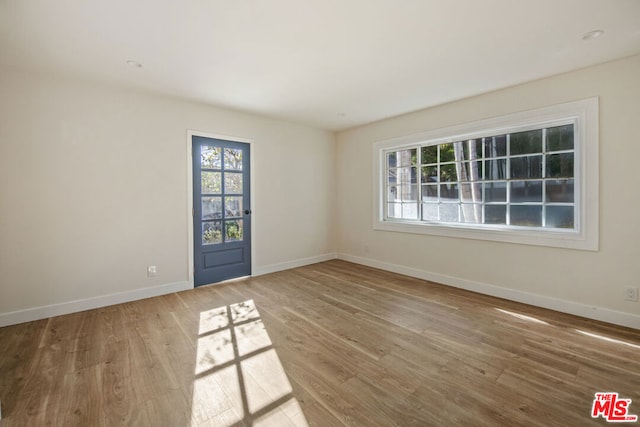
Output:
385 125 575 229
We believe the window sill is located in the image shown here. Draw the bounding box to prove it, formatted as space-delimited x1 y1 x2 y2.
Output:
373 218 597 250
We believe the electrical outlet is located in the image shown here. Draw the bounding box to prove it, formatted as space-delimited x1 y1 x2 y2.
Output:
624 286 638 302
147 265 157 278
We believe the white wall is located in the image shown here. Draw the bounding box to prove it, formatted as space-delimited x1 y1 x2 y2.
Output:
336 54 640 328
3 56 639 329
0 68 336 324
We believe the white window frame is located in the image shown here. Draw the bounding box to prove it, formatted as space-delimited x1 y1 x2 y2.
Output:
373 98 599 251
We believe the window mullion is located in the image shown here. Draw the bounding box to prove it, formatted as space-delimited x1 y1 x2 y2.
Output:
417 146 422 221
436 144 441 221
506 133 511 226
541 128 547 228
479 140 483 224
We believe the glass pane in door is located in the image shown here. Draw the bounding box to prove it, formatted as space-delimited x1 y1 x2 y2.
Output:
224 172 243 194
225 196 243 218
202 221 223 244
224 148 243 170
201 146 222 169
225 220 243 242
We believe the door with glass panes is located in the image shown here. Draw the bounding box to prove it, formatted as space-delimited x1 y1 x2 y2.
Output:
192 136 251 286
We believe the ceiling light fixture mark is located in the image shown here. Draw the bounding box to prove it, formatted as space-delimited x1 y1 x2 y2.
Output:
126 60 143 68
582 29 604 41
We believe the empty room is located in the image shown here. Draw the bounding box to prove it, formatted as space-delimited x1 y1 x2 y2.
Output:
1 0 639 426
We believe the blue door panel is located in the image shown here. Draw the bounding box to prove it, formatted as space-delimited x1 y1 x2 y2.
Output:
204 248 244 268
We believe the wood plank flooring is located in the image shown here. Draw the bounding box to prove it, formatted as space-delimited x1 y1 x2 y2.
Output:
1 260 639 426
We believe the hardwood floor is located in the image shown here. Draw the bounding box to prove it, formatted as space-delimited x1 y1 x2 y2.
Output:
1 260 639 426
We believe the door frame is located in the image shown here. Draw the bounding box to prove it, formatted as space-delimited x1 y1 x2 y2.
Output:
186 129 255 287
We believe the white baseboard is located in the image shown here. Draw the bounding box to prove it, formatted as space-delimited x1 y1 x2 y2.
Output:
253 253 338 277
0 253 338 328
0 281 191 328
337 253 640 330
4 254 637 330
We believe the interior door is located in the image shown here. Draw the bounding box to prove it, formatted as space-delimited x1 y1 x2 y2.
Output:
192 136 251 286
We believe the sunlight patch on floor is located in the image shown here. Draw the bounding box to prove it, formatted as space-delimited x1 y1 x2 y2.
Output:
191 365 242 425
198 305 230 335
242 349 293 413
195 328 234 375
253 397 308 427
190 299 308 426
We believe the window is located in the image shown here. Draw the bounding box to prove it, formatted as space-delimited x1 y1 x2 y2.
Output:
374 98 599 250
386 124 575 228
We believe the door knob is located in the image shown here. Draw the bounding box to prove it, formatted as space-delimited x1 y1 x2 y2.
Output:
244 209 252 215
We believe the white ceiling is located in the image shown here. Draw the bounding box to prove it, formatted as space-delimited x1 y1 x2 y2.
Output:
1 0 639 131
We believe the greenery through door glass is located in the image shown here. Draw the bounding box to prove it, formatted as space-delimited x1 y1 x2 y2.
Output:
200 145 245 244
